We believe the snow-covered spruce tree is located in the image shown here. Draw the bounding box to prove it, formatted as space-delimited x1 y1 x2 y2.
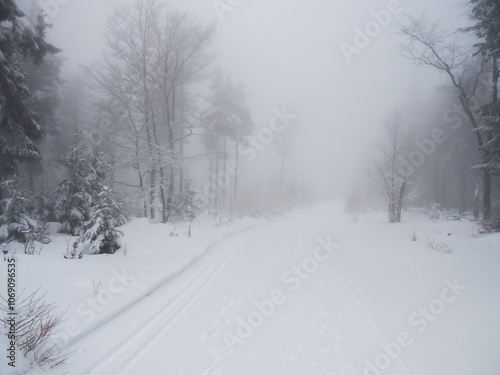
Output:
78 186 127 255
0 3 59 178
0 1 59 242
0 177 35 243
464 0 500 225
77 150 127 254
19 8 64 190
54 133 127 253
53 138 92 236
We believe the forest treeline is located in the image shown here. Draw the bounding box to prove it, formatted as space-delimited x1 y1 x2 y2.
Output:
350 0 500 230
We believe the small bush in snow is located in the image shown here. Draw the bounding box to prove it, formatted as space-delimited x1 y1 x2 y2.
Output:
426 236 453 253
63 238 83 259
427 204 465 222
0 289 75 369
411 228 417 242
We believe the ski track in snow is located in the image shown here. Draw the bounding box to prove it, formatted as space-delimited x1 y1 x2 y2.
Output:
90 239 246 375
22 204 500 375
87 204 377 375
42 205 369 375
45 234 249 375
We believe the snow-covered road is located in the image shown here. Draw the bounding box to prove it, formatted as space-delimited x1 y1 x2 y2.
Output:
28 203 500 374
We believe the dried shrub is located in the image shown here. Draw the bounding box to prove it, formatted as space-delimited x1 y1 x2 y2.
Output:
426 236 453 253
1 288 75 369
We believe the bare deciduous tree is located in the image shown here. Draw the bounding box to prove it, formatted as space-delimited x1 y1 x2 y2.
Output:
369 110 409 223
400 15 492 219
90 0 214 222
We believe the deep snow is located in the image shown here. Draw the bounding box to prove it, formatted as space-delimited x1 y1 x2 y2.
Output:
1 202 499 374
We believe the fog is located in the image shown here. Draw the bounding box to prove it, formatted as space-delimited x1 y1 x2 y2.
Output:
31 1 460 196
3 2 500 373
15 0 477 211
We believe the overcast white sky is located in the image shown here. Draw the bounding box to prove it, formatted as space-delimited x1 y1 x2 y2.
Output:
21 0 472 199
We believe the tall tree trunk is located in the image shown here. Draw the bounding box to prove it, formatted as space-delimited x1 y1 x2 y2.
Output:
165 88 176 223
231 140 239 220
178 85 185 198
454 86 487 219
145 124 156 220
484 55 499 221
389 199 396 223
396 179 407 223
458 162 467 214
209 155 214 210
159 167 167 223
474 182 480 219
143 50 155 219
0 185 3 217
166 165 175 222
434 149 440 204
151 113 167 223
483 170 491 220
179 136 184 196
214 146 220 219
221 137 227 221
389 163 396 223
134 135 147 217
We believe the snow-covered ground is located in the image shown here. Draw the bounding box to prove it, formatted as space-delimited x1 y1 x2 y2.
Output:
1 202 499 374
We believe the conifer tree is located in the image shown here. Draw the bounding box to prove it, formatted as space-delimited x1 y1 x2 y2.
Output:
54 137 92 236
0 2 59 241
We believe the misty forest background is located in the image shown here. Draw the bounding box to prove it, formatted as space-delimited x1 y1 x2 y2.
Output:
0 0 499 255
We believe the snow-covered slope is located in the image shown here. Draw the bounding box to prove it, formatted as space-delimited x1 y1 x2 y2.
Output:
1 203 499 374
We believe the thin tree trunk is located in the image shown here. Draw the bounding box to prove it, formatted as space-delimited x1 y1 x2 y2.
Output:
146 124 156 220
483 170 491 220
214 146 220 220
0 185 3 217
231 140 239 220
459 163 467 214
483 55 499 221
166 165 175 222
164 85 176 223
209 155 214 210
179 136 184 196
389 199 396 223
396 179 407 223
143 56 155 219
134 135 147 217
222 137 227 220
151 113 167 223
474 183 480 219
178 85 185 197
